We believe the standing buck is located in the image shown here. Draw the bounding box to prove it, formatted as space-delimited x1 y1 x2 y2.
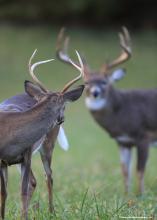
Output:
0 49 84 220
56 27 157 194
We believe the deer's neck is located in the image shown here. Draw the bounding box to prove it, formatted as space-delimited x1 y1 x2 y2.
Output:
0 97 58 151
19 97 58 134
106 86 122 111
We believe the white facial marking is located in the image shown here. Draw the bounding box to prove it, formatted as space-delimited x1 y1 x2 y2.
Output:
85 97 106 110
90 86 101 95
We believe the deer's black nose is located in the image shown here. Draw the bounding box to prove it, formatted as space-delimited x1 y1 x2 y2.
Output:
92 90 99 98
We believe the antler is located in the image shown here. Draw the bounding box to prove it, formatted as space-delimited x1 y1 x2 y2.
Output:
61 50 84 93
100 27 132 74
56 28 90 81
29 49 54 92
56 28 72 65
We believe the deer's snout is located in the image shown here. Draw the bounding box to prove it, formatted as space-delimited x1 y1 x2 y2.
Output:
90 86 101 98
92 90 100 98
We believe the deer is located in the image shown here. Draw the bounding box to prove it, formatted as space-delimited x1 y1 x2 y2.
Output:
0 57 69 215
56 27 157 195
0 49 85 220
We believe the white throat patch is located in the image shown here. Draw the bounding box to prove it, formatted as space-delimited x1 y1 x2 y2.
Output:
85 97 106 110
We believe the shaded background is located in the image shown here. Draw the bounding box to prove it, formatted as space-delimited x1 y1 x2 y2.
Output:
0 1 157 219
0 0 156 29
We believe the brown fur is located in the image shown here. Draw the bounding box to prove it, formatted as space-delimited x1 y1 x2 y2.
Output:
0 81 84 219
85 73 157 194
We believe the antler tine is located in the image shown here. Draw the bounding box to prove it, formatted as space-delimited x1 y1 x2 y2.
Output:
61 50 84 93
56 28 90 81
56 28 73 64
100 27 132 74
29 49 54 92
119 26 132 55
108 26 132 68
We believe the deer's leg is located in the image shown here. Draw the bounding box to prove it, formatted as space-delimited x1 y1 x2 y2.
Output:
119 146 132 194
27 169 37 208
0 163 8 219
40 126 59 213
136 143 149 194
21 148 32 220
18 165 37 207
40 144 54 213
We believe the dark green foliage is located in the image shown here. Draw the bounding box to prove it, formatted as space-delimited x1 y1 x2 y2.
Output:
0 0 156 27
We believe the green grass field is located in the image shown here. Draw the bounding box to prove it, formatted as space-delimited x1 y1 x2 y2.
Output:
0 25 157 219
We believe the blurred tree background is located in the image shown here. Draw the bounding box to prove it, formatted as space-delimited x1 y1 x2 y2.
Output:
0 0 156 29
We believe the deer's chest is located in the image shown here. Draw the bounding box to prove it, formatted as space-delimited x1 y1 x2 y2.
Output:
90 110 137 141
0 143 27 164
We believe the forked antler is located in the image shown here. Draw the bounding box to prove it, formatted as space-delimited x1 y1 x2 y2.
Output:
56 28 71 64
100 27 132 74
56 28 90 81
29 49 83 94
29 49 54 92
61 50 84 93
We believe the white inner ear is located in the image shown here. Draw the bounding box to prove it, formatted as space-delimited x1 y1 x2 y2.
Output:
109 69 126 83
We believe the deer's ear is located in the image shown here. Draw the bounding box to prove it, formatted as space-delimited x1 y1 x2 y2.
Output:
24 80 46 101
63 85 84 102
109 68 126 83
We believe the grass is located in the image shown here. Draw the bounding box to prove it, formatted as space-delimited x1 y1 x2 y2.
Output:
0 25 157 219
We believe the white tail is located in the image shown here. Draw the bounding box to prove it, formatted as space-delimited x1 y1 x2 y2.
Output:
57 126 69 151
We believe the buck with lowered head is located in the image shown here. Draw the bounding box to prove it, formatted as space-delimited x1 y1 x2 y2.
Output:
56 27 157 194
0 57 69 215
0 50 84 220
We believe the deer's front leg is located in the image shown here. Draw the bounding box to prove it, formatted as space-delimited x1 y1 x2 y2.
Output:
119 146 132 194
40 126 59 213
27 169 37 208
21 148 32 220
40 143 54 213
136 143 149 194
0 162 8 219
